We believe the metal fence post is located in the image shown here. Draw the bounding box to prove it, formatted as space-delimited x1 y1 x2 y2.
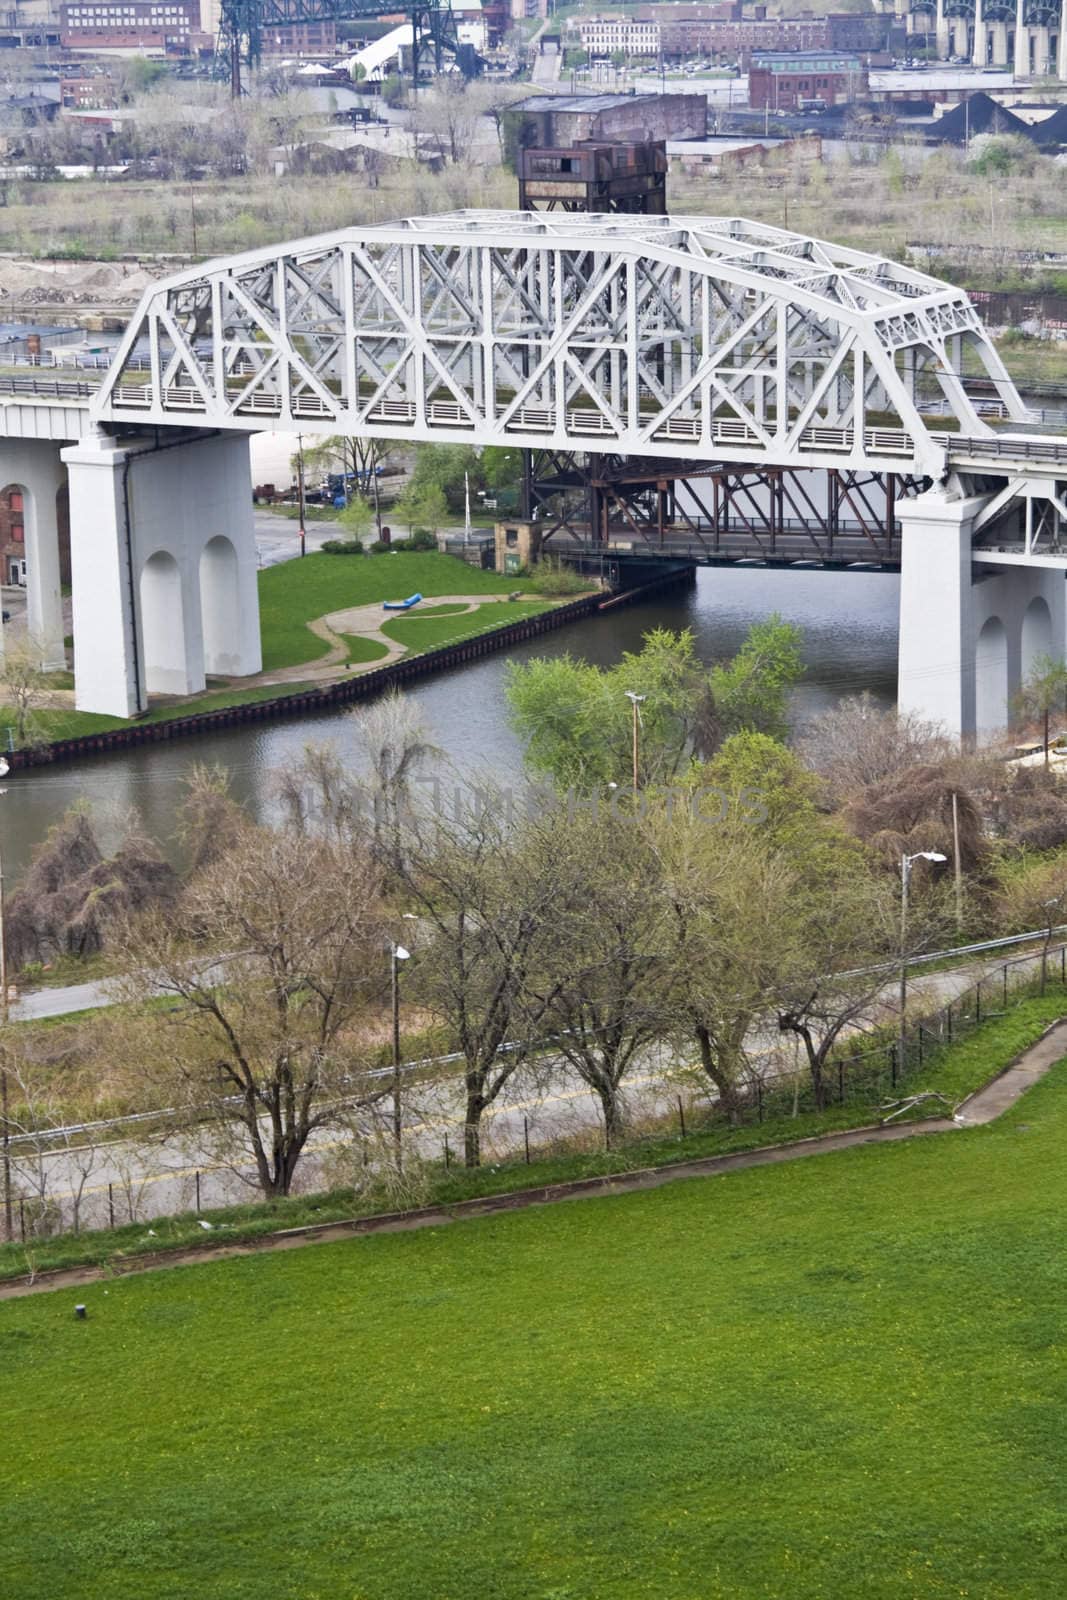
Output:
890 1043 897 1087
947 1003 952 1043
838 1061 845 1104
444 1135 451 1169
108 1183 115 1228
195 1170 201 1213
757 1080 763 1122
1003 963 1008 1007
976 981 981 1022
677 1095 686 1138
19 1198 24 1242
523 1117 531 1164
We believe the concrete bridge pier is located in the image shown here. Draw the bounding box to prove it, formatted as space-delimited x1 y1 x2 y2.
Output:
0 439 67 670
61 429 262 718
898 488 1065 744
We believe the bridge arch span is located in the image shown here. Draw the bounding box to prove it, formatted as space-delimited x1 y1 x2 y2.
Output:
92 210 1028 480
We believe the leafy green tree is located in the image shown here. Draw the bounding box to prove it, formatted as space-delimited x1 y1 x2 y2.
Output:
709 616 803 744
396 483 448 538
338 495 375 541
409 444 479 514
506 623 805 792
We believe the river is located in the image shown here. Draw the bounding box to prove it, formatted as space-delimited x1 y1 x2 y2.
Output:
0 566 899 881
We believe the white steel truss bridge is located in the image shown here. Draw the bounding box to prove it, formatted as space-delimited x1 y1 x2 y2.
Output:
91 210 1035 480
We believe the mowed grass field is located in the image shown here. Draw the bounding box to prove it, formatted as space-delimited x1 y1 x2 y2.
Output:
3 1065 1066 1600
257 551 524 670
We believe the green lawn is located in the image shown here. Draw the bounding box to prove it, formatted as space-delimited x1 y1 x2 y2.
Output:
339 633 390 664
258 551 520 671
2 1024 1065 1597
382 598 553 652
0 682 322 744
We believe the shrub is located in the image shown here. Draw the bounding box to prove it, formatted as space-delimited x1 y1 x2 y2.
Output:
528 561 588 597
321 538 364 556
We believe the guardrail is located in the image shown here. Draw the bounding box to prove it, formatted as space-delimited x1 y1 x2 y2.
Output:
107 384 920 459
951 433 1067 465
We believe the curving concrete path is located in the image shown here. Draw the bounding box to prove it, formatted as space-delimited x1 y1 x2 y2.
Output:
1 1019 1063 1301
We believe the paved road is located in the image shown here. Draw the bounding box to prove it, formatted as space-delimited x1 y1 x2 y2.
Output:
10 950 1028 1235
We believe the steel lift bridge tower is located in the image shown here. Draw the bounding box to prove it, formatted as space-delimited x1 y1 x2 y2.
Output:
3 210 1065 745
217 0 481 97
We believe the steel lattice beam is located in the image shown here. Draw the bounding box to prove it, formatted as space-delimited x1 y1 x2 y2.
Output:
93 210 1034 478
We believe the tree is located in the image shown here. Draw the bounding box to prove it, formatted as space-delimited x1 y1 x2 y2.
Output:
338 495 375 541
524 812 669 1145
4 808 179 973
656 812 801 1125
1015 654 1067 767
394 485 447 540
402 799 561 1167
0 637 55 748
410 79 484 167
115 824 387 1199
506 623 804 794
799 693 952 808
408 443 480 514
708 615 803 746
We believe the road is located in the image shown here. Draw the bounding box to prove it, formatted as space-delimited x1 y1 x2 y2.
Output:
10 950 1030 1235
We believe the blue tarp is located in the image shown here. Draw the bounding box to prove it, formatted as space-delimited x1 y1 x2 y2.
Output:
382 593 422 611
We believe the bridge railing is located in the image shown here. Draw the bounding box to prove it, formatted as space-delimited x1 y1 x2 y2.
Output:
107 383 919 461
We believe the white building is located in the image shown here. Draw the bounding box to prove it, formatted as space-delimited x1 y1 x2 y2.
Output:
574 15 661 57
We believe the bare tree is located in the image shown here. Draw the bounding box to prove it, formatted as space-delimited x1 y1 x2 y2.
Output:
523 812 669 1146
402 796 560 1167
114 824 388 1199
799 693 952 809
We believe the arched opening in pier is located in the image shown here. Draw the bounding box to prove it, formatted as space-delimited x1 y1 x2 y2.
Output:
140 550 187 695
199 535 240 676
975 614 1009 740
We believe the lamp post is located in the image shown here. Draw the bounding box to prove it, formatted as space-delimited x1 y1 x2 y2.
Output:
0 756 12 1239
1041 896 1062 992
391 941 411 1169
624 691 646 791
899 850 947 1068
296 434 307 558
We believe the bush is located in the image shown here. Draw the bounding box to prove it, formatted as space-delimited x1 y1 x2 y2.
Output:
321 538 364 556
369 539 392 554
528 561 588 597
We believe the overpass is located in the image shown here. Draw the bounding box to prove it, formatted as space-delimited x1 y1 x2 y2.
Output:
1 210 1066 741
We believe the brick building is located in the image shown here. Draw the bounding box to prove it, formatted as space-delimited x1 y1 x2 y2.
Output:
0 486 70 589
59 0 200 48
749 50 868 110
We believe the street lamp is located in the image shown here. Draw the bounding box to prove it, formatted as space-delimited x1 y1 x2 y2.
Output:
391 941 411 1169
899 850 947 1066
624 691 646 791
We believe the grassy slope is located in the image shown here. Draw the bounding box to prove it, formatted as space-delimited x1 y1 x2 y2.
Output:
258 551 520 671
2 1031 1065 1597
0 991 1061 1284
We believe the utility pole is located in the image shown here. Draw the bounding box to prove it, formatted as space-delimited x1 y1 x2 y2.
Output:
624 690 646 790
951 792 963 931
899 850 947 1071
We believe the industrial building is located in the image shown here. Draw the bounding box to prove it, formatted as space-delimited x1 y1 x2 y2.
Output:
749 50 869 111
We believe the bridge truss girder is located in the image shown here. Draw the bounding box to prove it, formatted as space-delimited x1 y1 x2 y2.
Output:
526 451 928 568
93 212 1030 481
